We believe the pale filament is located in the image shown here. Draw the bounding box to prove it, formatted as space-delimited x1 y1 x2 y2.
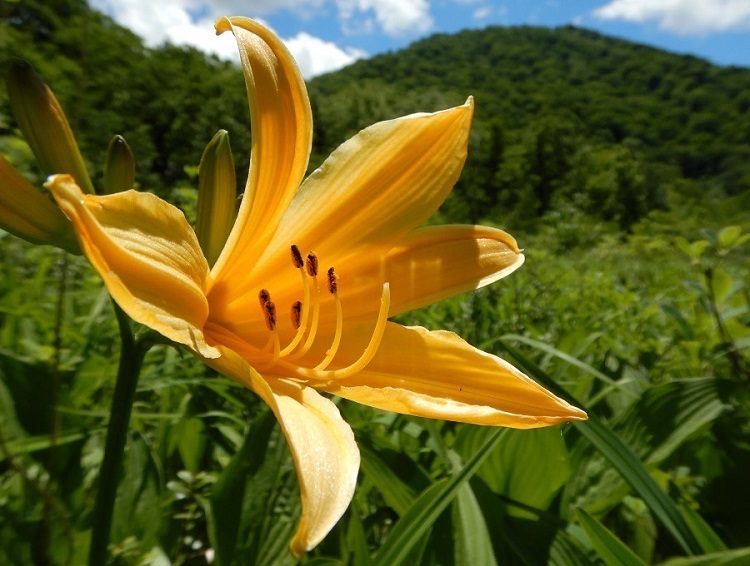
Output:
253 245 391 381
278 267 311 357
285 273 320 360
269 283 390 381
314 270 343 371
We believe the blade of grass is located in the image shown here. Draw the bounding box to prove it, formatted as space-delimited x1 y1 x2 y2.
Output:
499 334 635 395
495 338 703 555
658 547 750 566
578 508 646 566
373 428 504 566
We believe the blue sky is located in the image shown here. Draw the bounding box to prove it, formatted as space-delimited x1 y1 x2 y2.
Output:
91 0 750 78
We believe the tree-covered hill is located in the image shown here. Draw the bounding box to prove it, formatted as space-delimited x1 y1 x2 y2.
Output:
2 0 749 231
308 26 750 228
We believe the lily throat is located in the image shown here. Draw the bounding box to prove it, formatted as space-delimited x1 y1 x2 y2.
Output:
204 244 390 382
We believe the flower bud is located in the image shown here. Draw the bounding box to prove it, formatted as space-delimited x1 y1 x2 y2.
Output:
196 130 237 266
103 135 135 194
6 59 95 194
0 155 77 252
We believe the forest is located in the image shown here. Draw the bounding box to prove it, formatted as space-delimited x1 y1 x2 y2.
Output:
1 1 749 564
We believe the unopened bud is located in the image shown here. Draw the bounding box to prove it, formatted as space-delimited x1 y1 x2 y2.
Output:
196 130 237 266
0 160 77 252
103 135 135 194
7 60 94 194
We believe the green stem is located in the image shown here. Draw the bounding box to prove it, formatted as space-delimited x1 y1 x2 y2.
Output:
88 303 151 566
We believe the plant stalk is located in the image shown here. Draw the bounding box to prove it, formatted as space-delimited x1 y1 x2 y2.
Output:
88 302 151 566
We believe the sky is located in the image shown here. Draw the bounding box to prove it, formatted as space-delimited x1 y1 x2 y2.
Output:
90 0 750 79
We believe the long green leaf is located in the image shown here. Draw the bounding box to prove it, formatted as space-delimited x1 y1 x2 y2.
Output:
346 503 373 566
209 409 276 566
360 442 418 515
500 333 627 390
495 338 703 555
680 506 727 553
373 428 504 566
578 508 646 566
2 429 95 459
453 484 498 566
658 548 750 566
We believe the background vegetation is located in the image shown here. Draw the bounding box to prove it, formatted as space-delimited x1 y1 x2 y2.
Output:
1 1 749 564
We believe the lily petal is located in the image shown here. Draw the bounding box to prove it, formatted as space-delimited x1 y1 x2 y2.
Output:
45 175 218 358
323 323 587 427
212 17 312 285
214 99 475 316
339 224 524 319
0 155 77 251
205 346 360 557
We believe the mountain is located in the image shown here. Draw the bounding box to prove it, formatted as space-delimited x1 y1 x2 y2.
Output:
2 1 749 231
308 26 750 227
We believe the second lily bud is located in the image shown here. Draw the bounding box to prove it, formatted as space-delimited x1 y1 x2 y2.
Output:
196 130 238 266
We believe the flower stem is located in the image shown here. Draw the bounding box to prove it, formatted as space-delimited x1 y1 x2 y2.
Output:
88 302 152 566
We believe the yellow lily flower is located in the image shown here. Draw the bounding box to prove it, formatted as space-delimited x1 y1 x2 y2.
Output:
45 17 586 556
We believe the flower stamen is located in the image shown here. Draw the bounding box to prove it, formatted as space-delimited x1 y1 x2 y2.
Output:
279 245 312 356
263 283 389 382
258 289 280 360
287 252 321 359
314 267 343 370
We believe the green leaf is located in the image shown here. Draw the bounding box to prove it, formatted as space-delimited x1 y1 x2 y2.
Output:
454 425 570 518
1 429 94 459
359 441 418 515
680 506 727 553
711 268 734 303
577 508 646 566
110 434 162 549
373 428 504 566
209 409 276 566
173 417 206 472
615 378 726 465
495 338 704 555
718 226 742 249
453 484 498 566
549 530 597 566
658 548 750 566
498 334 623 390
346 503 373 566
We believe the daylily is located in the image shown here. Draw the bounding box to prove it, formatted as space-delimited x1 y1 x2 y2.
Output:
40 17 586 556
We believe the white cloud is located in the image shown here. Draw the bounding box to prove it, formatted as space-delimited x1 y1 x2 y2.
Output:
594 0 750 35
184 0 327 19
286 32 367 78
90 0 238 58
336 0 433 36
473 6 492 21
91 0 366 78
